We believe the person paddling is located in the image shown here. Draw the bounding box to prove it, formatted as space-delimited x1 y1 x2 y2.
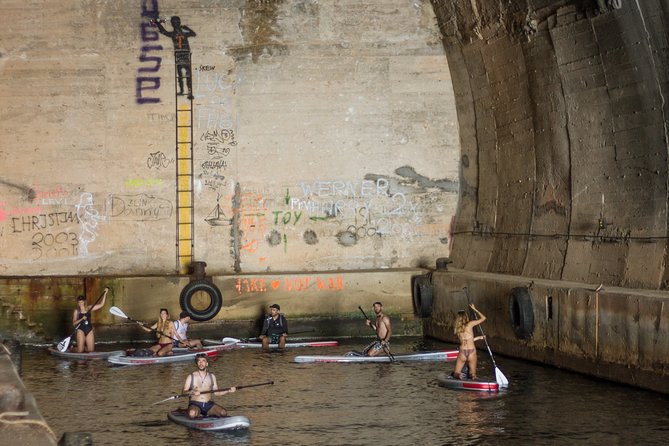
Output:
72 287 108 353
184 353 236 419
362 302 392 357
139 308 177 357
452 303 486 380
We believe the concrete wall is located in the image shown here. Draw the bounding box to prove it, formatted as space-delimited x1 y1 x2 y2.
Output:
424 268 669 394
0 0 458 276
432 0 669 289
0 270 424 342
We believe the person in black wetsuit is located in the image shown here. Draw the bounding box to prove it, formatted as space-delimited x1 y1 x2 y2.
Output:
258 304 288 350
72 287 108 353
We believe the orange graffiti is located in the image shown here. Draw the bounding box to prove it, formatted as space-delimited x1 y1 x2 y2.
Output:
234 275 344 295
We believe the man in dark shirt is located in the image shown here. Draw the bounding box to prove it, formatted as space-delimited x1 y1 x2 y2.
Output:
259 304 288 350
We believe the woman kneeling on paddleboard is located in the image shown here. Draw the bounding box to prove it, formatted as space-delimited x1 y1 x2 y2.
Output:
452 304 486 380
184 353 236 418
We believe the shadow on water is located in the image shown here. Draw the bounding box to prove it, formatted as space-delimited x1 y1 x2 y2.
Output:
20 337 669 446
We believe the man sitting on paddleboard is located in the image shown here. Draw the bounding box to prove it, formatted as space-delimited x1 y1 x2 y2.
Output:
258 304 288 350
174 311 204 350
362 301 392 357
184 353 236 418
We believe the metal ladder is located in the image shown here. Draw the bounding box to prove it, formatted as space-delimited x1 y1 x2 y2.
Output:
174 53 194 273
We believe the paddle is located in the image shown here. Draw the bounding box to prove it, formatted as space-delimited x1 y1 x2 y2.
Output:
358 306 395 362
463 287 509 387
56 287 109 352
109 306 185 347
151 380 274 405
220 329 317 345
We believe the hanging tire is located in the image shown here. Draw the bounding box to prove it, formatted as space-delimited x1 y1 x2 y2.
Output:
509 287 534 340
412 275 433 318
179 280 223 322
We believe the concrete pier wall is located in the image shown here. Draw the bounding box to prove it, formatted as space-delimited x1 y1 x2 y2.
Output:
423 268 669 394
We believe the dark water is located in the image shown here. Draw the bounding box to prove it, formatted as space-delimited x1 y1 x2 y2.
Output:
21 338 669 446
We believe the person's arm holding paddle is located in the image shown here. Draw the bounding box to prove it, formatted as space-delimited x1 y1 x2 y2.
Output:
466 303 486 335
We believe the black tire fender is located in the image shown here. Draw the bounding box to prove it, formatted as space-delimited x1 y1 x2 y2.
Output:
179 280 223 322
509 287 534 340
412 275 433 318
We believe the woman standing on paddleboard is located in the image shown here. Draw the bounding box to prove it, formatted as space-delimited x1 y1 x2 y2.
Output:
72 287 108 353
452 303 486 380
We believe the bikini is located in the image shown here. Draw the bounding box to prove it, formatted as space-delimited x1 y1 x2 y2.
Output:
459 332 475 358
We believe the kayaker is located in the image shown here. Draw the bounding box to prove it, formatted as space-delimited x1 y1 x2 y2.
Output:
258 304 288 349
72 287 108 353
452 303 487 380
174 311 204 350
362 301 392 357
139 308 177 356
184 353 236 418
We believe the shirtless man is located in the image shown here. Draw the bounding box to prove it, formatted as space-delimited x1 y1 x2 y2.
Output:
363 302 392 357
184 353 236 419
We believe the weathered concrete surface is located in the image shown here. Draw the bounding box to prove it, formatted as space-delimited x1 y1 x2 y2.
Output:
424 268 669 394
432 0 669 289
0 344 57 446
0 269 424 343
0 0 458 276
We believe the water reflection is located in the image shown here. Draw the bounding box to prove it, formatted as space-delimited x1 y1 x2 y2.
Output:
19 338 669 446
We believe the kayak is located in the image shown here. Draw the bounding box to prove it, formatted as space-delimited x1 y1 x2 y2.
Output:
107 348 218 366
294 349 459 364
48 347 124 360
167 409 250 431
203 338 339 349
437 372 499 392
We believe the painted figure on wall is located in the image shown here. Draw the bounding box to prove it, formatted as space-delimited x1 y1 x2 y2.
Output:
154 16 197 99
76 192 105 256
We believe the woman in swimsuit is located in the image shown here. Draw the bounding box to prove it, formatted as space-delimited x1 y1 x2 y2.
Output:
72 287 108 353
140 308 176 357
452 303 486 380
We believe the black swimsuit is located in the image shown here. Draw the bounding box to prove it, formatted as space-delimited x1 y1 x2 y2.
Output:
76 310 93 335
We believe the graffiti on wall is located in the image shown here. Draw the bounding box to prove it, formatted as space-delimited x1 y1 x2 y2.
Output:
154 15 197 99
136 0 163 104
146 151 175 169
76 192 107 256
106 193 172 221
234 275 344 295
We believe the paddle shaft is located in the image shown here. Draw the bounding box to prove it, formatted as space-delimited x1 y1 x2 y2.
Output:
191 380 273 396
248 328 315 342
109 306 185 345
134 318 183 345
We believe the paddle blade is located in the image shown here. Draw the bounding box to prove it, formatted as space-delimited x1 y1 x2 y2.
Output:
56 336 71 352
222 337 241 345
109 306 128 319
495 367 509 387
151 395 179 405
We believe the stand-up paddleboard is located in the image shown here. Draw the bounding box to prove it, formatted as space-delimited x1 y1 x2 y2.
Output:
167 409 250 431
437 372 499 392
294 349 459 363
48 347 124 360
107 348 218 366
203 338 339 349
